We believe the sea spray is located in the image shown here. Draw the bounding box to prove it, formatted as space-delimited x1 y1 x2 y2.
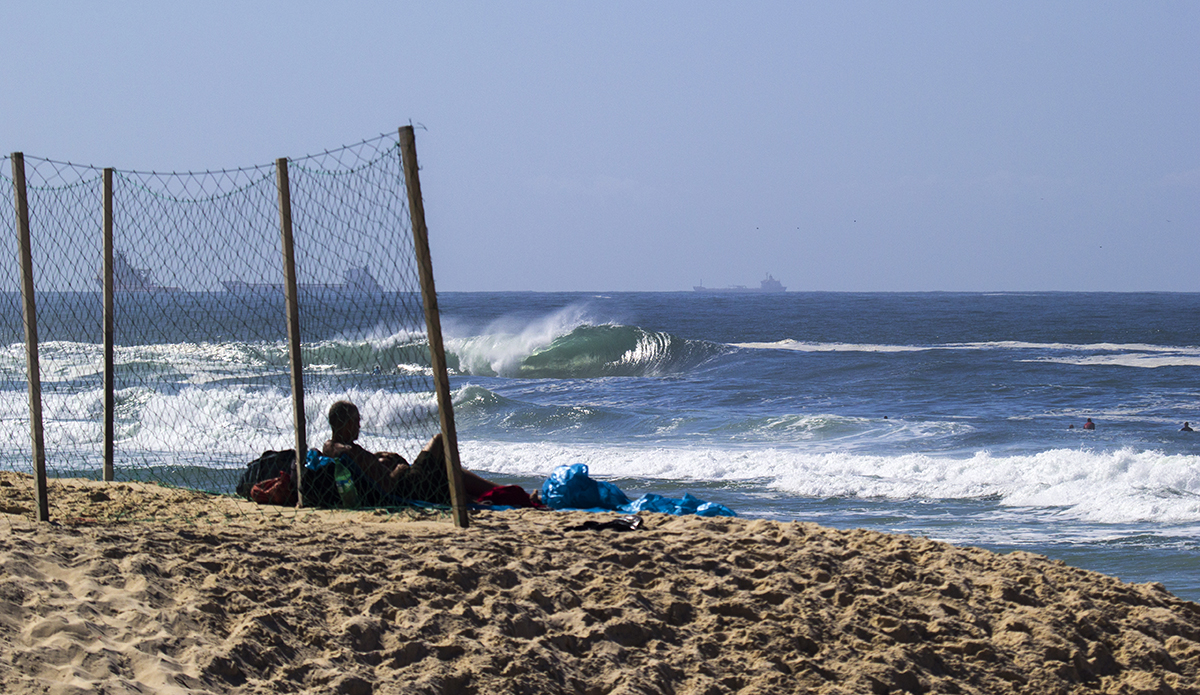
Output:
445 304 725 378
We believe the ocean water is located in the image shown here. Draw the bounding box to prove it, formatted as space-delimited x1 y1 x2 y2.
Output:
436 292 1200 602
3 291 1198 602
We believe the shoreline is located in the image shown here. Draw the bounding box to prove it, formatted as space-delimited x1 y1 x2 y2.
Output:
2 474 1200 694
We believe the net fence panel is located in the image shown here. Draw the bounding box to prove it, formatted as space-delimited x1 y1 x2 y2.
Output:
1 133 451 523
286 136 446 510
2 158 105 523
108 163 290 507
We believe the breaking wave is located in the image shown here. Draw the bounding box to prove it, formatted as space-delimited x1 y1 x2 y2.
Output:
447 315 726 378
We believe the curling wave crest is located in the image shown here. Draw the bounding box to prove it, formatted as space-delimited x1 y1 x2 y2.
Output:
446 311 725 378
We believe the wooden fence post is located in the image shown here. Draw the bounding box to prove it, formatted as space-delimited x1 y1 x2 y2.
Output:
11 153 50 522
102 168 115 482
398 126 469 529
276 158 307 504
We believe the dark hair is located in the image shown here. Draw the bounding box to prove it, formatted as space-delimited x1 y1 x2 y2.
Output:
328 400 359 430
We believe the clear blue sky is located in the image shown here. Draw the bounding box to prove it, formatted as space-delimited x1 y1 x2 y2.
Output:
5 2 1197 291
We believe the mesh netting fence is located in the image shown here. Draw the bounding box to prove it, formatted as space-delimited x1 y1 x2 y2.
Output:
1 133 461 524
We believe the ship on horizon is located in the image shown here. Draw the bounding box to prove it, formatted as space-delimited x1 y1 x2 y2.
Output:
221 265 384 297
97 251 180 292
693 273 786 293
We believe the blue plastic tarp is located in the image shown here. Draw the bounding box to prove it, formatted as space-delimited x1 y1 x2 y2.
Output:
539 463 736 517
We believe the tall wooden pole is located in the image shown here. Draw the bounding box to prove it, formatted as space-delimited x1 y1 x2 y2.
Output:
399 126 469 529
11 153 50 522
102 168 115 482
276 158 307 504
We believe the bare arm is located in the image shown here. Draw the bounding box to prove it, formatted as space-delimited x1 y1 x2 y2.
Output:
322 440 409 493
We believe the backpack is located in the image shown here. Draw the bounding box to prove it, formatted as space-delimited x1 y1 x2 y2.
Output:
236 449 297 499
250 471 298 506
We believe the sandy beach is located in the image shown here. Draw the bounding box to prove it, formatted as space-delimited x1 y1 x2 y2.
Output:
2 472 1199 694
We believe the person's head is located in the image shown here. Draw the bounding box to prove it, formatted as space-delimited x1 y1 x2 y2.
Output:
329 400 361 442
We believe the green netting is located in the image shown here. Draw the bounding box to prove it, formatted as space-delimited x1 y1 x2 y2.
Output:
2 134 456 523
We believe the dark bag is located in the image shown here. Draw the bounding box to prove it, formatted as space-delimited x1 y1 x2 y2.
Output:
236 449 297 499
299 449 343 508
250 471 298 506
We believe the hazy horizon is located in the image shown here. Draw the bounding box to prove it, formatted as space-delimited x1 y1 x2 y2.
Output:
5 2 1197 292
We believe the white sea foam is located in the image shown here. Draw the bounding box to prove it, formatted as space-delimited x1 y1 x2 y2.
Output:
733 340 933 353
1026 353 1200 368
460 439 1200 526
8 332 440 389
0 381 441 469
734 340 1200 369
696 413 973 444
445 304 598 376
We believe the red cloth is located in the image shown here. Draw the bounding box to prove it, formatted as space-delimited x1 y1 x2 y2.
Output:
251 471 297 506
476 485 545 509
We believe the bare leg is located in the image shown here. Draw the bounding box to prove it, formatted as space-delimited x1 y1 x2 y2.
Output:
422 434 499 499
462 470 500 498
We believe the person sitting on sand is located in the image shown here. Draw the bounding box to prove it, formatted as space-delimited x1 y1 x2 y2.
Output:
1183 422 1194 432
322 400 500 502
1083 418 1095 430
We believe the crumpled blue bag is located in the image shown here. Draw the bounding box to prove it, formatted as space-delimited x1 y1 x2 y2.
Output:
540 463 630 511
540 464 736 517
625 492 736 517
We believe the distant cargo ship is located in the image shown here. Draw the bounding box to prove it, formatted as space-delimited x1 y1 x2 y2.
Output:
693 273 786 293
98 251 180 292
221 265 383 297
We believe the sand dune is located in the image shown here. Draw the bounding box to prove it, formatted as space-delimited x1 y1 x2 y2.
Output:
2 472 1199 694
